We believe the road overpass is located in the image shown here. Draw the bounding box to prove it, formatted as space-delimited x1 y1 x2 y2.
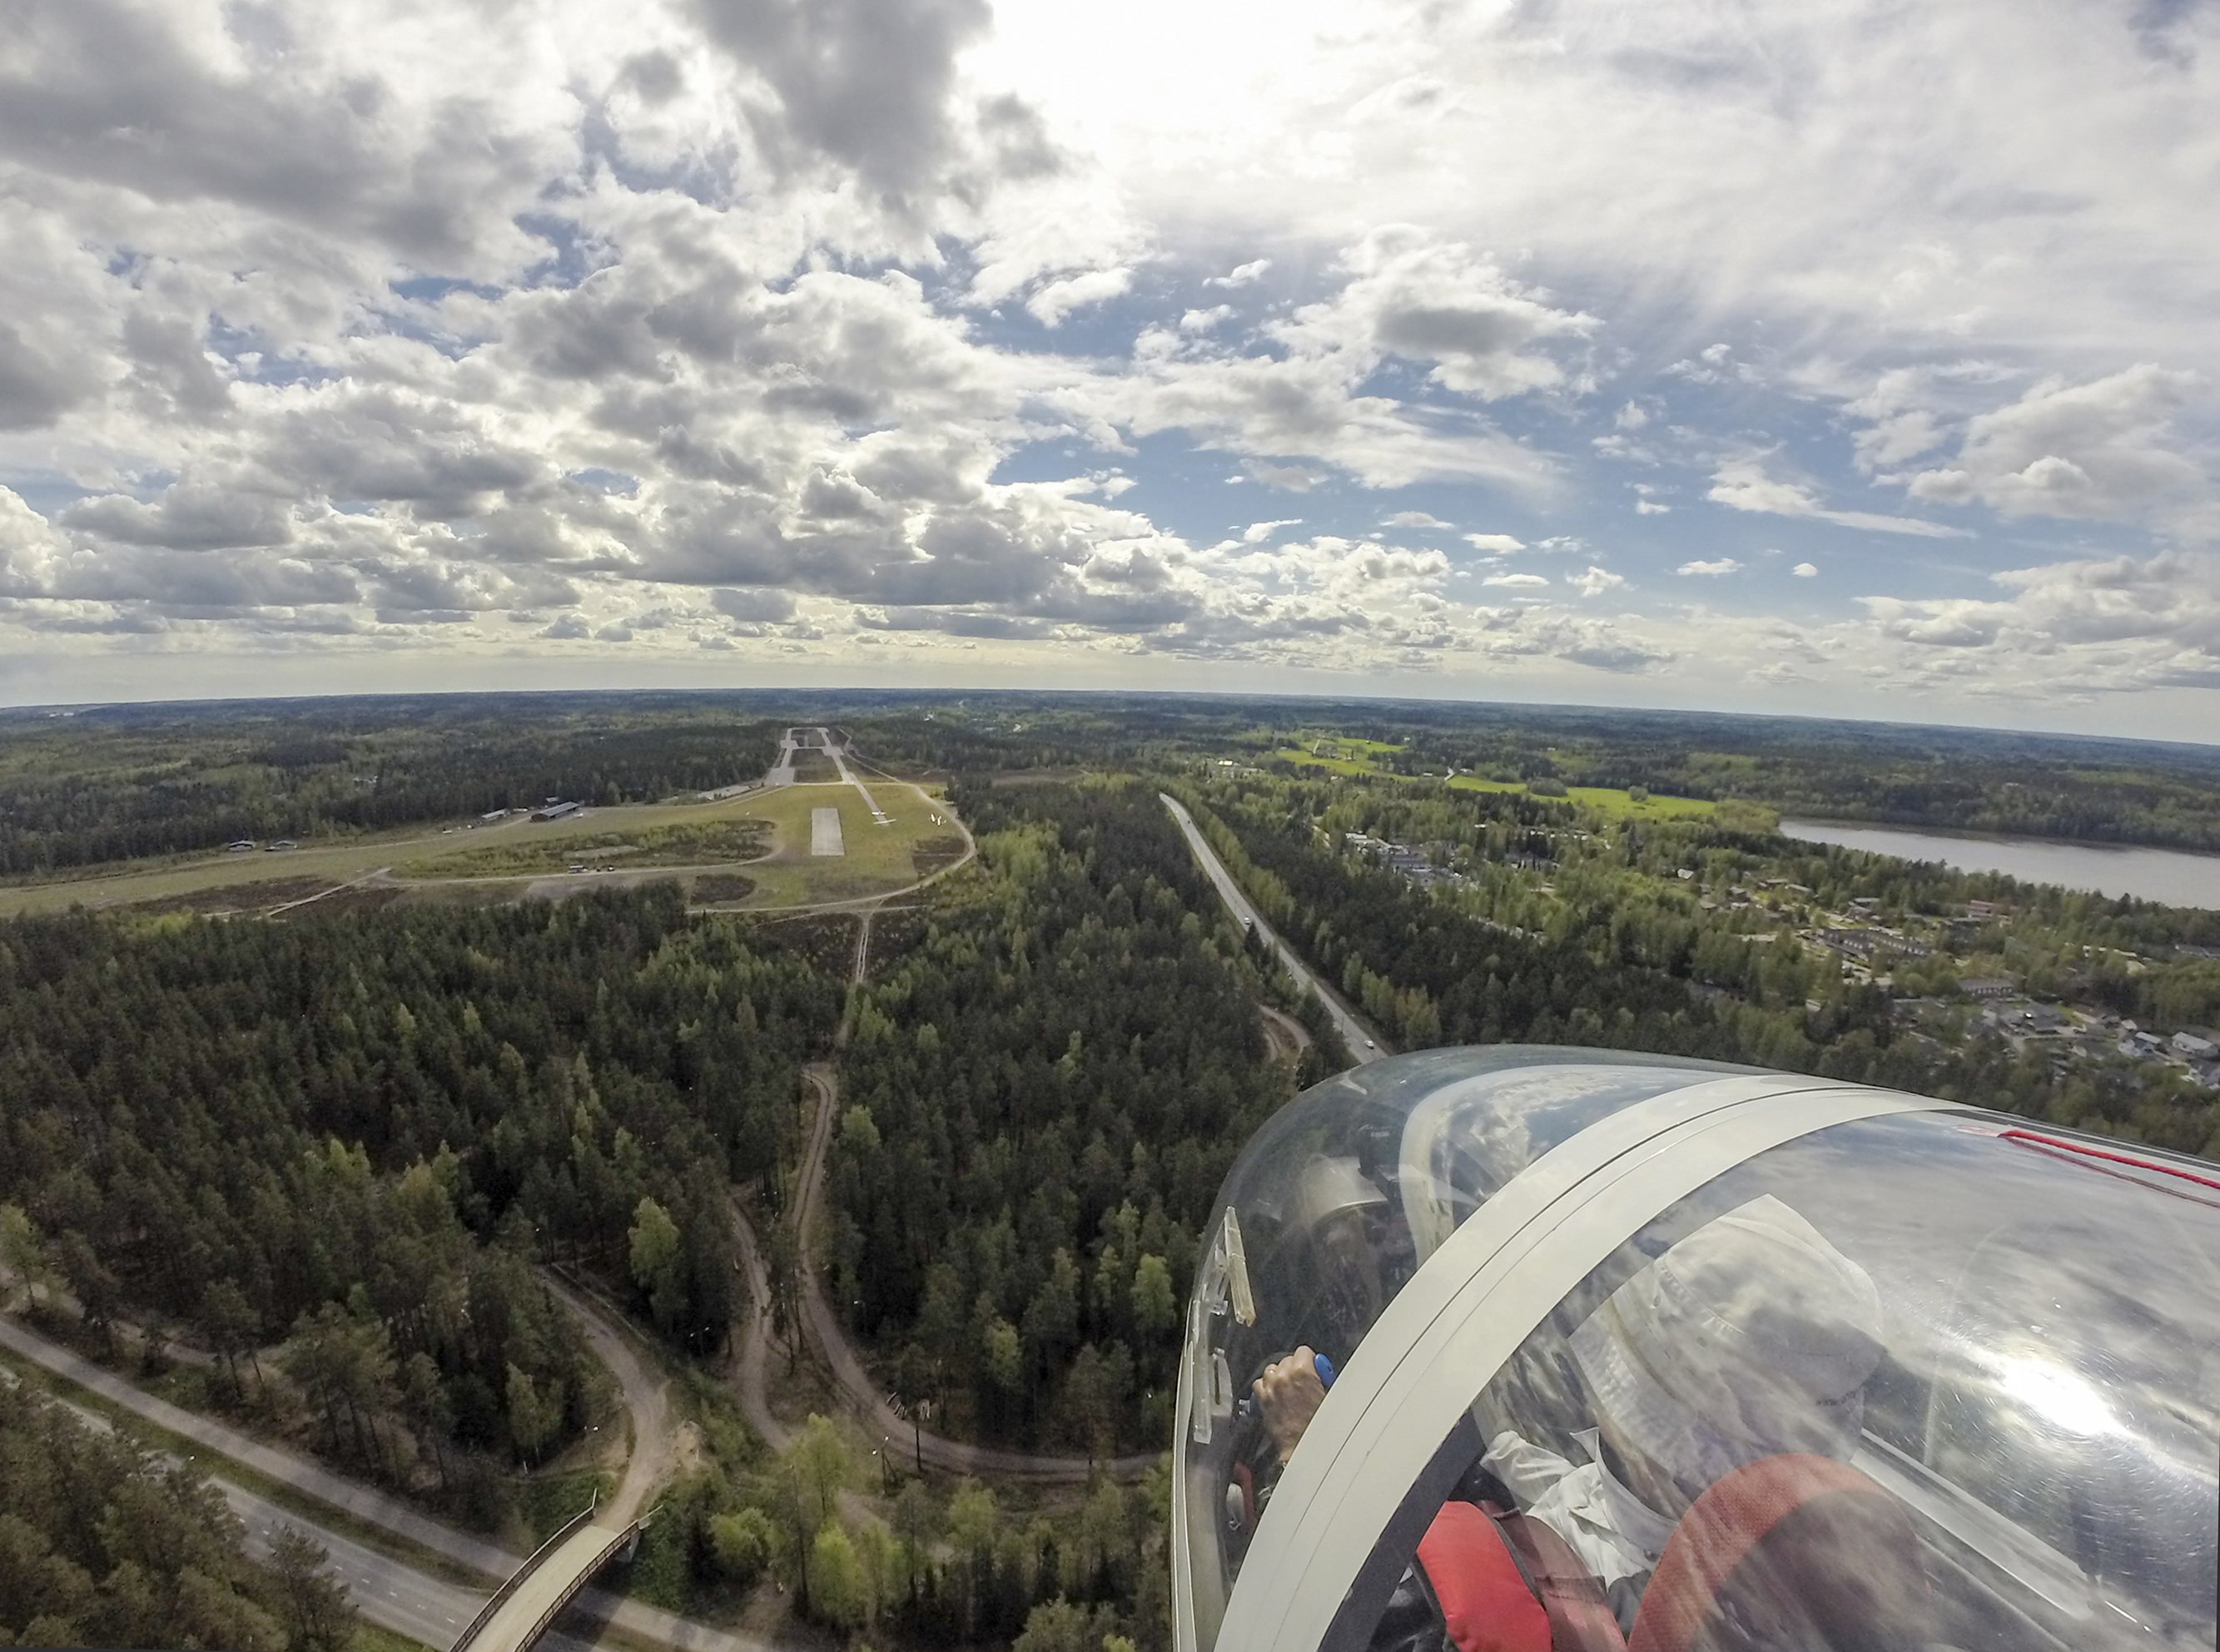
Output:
450 1498 646 1652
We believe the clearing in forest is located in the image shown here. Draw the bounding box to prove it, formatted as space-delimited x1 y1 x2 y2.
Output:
0 772 964 916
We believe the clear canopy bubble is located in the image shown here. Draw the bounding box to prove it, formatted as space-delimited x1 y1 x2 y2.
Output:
1176 1048 2220 1652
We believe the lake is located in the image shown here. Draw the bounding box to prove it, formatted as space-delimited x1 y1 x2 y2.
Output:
1779 819 2220 910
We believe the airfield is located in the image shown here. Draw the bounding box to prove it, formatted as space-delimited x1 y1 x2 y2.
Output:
0 757 969 920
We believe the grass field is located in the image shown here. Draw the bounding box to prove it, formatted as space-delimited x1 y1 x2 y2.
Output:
1271 747 1377 776
714 778 961 909
394 819 771 879
1269 746 1716 820
1443 775 1717 820
0 775 966 918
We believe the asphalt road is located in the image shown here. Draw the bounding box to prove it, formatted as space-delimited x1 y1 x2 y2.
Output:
0 1312 518 1577
0 1357 491 1652
223 1479 489 1650
1160 793 1389 1063
0 1310 790 1652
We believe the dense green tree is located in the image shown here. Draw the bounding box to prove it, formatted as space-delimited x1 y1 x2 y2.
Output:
830 779 1289 1450
708 1507 778 1585
628 1197 686 1333
0 886 839 1501
267 1528 355 1652
812 1525 869 1629
0 1379 312 1649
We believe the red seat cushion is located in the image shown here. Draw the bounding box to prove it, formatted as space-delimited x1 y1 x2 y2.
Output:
1418 1502 1553 1652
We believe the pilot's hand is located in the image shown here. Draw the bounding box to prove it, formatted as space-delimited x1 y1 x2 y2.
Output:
1254 1346 1328 1464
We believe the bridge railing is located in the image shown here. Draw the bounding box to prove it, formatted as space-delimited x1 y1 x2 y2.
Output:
506 1521 642 1652
449 1491 598 1652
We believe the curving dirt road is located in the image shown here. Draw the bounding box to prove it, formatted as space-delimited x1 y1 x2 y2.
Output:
1259 1002 1314 1059
790 1066 1159 1484
541 1273 675 1526
724 1195 790 1453
725 829 1157 1483
0 1308 790 1652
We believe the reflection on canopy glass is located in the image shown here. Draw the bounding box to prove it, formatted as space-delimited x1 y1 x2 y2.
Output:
1177 1049 2220 1652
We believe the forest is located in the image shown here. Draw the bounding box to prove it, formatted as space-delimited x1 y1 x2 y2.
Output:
2 692 2218 1652
0 888 838 1521
630 1413 1169 1650
1351 709 2220 853
0 1374 353 1650
0 695 783 873
827 779 1299 1456
14 688 2220 874
1178 768 2220 1157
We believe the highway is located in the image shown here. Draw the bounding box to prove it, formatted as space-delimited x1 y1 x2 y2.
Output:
0 1312 517 1576
223 1479 489 1650
1160 792 1389 1064
0 1352 493 1652
0 1309 790 1652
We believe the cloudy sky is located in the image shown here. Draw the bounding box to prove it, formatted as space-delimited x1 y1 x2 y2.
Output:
2 0 2217 734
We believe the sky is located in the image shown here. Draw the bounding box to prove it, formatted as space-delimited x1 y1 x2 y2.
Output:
2 0 2218 737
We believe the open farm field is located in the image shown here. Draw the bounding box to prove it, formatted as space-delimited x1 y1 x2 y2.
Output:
1444 774 1718 820
1274 744 1716 820
1273 747 1376 776
0 772 964 916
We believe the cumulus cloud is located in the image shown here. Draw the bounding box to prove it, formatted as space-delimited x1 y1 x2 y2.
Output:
690 0 998 208
1677 558 1742 576
1853 550 2220 695
1309 231 1596 400
1792 562 1818 577
1026 265 1132 326
62 485 295 552
0 321 88 431
1905 366 2206 526
0 0 2208 729
713 586 799 622
1239 459 1325 491
1093 232 1582 493
1469 604 1673 672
